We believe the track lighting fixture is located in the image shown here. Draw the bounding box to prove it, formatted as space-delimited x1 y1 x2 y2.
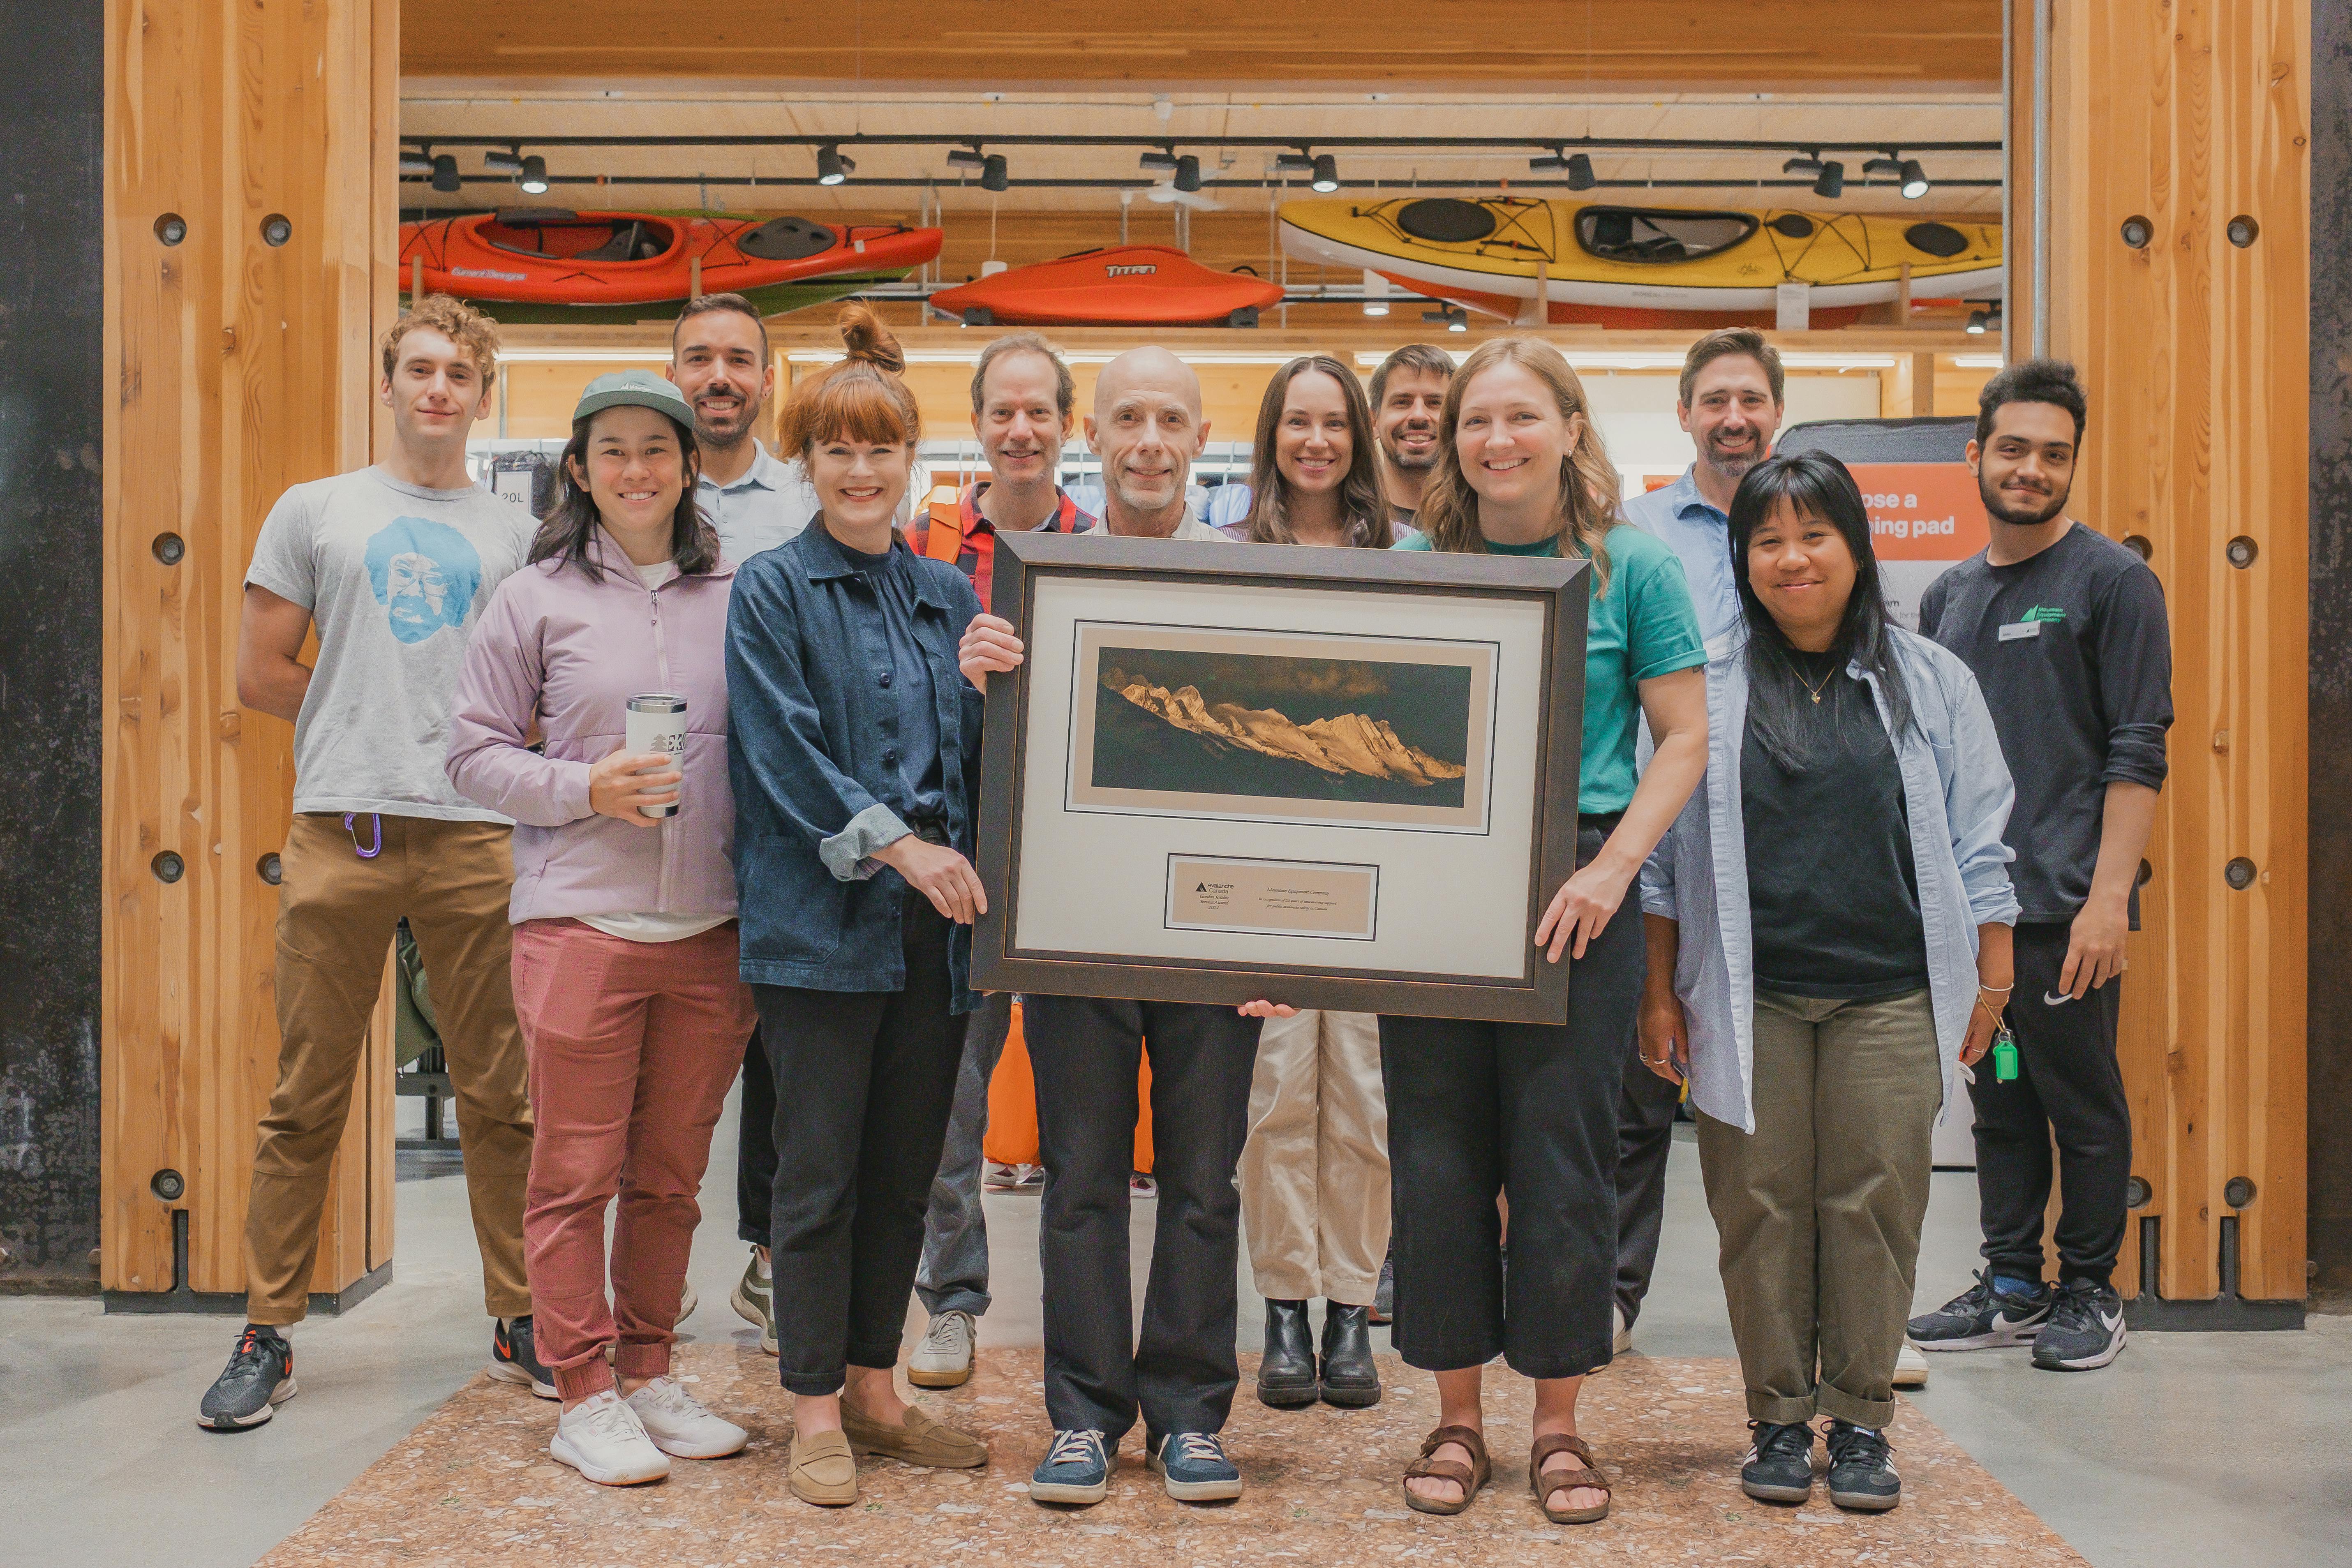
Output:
816 144 852 185
1275 150 1316 174
1897 158 1929 199
1173 154 1201 193
1423 305 1468 333
1140 147 1180 171
484 147 523 173
1966 310 1988 335
1813 160 1844 199
980 153 1010 193
400 149 434 176
1564 153 1596 191
519 155 549 195
1310 154 1340 192
1362 270 1390 316
430 154 461 193
947 148 987 171
1781 153 1823 174
1530 146 1569 171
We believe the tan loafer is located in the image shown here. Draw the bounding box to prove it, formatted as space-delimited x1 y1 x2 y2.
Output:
788 1427 858 1506
841 1397 989 1469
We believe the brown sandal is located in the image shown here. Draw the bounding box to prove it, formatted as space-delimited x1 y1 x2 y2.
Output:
1530 1432 1612 1524
1402 1424 1492 1515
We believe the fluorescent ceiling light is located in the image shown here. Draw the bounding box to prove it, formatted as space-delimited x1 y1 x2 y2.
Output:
499 349 677 363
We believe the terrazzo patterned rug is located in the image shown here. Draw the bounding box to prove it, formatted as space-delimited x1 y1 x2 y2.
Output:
256 1345 2087 1566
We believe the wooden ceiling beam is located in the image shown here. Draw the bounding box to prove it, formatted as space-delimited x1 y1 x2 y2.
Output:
401 2 2003 92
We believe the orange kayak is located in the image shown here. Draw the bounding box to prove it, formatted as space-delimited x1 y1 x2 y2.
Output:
930 245 1283 326
397 208 941 320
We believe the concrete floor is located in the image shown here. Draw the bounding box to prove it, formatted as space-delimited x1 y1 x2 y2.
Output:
4 1104 2345 1568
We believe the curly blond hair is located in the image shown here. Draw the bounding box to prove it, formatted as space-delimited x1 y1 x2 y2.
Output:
379 294 500 392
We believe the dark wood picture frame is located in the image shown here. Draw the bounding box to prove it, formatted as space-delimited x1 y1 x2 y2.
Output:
972 530 1590 1023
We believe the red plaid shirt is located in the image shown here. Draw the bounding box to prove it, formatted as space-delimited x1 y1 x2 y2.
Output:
911 482 1097 608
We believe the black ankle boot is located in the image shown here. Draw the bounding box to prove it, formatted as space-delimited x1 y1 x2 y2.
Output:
1257 1299 1320 1408
1318 1302 1382 1408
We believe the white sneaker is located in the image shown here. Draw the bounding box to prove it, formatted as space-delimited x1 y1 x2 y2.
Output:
1611 1303 1634 1357
908 1309 977 1388
551 1389 672 1485
1894 1342 1930 1388
625 1375 748 1459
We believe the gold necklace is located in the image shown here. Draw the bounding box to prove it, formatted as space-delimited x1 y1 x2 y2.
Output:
1797 661 1837 704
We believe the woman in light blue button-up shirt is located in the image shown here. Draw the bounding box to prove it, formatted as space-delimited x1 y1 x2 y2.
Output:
1637 452 2019 1512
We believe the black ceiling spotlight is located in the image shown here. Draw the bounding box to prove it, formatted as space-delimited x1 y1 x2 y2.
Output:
1173 154 1202 193
399 147 434 176
1139 145 1180 172
1898 158 1929 199
520 155 549 195
1814 161 1845 199
483 146 524 173
1423 304 1469 333
981 153 1010 192
1311 153 1340 193
816 143 853 185
430 153 462 193
1275 149 1315 174
1535 147 1595 188
1965 302 2003 335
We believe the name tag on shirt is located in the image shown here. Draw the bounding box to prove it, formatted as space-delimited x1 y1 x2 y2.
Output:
1999 620 2042 642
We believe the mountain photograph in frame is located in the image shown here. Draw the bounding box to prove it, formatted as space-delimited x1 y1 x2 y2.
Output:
1066 621 1498 833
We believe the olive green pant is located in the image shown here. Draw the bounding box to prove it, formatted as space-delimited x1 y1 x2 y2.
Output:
244 813 534 1325
1696 988 1940 1429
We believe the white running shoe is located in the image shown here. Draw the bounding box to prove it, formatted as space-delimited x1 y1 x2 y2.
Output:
1894 1343 1930 1388
551 1389 672 1485
908 1309 977 1388
625 1375 748 1459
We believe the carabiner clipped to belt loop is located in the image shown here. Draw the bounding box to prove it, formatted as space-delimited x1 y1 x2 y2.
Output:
343 811 384 859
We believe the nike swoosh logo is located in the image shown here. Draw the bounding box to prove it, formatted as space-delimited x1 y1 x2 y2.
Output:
2101 1311 2123 1331
2043 991 2076 1006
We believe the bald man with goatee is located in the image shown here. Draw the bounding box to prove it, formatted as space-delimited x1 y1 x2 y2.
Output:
958 346 1259 1507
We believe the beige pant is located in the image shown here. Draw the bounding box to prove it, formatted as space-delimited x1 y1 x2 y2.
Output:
1238 1009 1390 1304
1696 988 1941 1428
245 813 534 1324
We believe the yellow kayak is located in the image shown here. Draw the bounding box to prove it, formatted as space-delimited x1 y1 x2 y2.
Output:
1280 196 2002 327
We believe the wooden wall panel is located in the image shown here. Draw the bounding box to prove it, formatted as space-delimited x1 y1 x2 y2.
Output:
104 0 399 1299
2035 0 2310 1302
399 1 2003 91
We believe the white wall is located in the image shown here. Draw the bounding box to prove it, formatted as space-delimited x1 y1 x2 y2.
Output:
1583 371 1885 498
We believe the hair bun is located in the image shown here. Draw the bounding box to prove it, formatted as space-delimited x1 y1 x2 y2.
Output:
834 303 906 375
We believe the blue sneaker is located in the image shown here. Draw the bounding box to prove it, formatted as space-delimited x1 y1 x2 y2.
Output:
1030 1428 1113 1505
1148 1431 1243 1502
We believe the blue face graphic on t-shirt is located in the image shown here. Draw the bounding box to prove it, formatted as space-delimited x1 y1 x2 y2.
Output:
364 517 484 644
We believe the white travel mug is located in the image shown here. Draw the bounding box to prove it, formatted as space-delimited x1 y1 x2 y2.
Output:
624 693 688 819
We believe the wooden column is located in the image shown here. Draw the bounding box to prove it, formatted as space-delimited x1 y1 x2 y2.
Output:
2026 0 2310 1310
102 0 401 1305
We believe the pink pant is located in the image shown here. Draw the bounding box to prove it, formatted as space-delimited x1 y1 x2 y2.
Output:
511 919 757 1400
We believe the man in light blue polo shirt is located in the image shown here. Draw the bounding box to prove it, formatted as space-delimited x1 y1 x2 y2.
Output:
1620 326 1783 647
1609 327 1784 1358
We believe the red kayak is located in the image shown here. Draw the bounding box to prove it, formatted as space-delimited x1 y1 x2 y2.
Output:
930 245 1284 326
397 208 941 322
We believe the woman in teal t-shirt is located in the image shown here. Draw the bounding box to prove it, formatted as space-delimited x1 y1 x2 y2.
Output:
1382 338 1707 1525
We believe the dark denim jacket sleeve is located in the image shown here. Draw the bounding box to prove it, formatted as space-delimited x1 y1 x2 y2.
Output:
725 549 903 879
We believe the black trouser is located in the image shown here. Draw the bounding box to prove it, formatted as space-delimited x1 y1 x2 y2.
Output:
736 1024 775 1245
1612 1016 1682 1328
757 903 966 1395
1024 995 1259 1443
1379 824 1643 1379
1968 921 2131 1289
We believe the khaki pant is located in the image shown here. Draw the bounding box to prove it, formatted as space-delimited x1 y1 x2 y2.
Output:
245 813 533 1324
1238 1009 1389 1305
1696 988 1941 1428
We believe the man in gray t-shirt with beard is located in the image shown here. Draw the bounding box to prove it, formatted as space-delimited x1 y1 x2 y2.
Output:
197 297 547 1434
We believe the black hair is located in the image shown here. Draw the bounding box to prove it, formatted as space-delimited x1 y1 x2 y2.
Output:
532 405 720 580
1975 356 2087 448
1727 451 1913 771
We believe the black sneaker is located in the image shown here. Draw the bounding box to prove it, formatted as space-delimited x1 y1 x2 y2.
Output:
488 1314 557 1399
2031 1280 2128 1372
1739 1419 1815 1503
197 1326 296 1431
1823 1420 1900 1511
1906 1268 2053 1351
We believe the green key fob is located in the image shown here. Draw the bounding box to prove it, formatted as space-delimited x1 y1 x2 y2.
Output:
1992 1026 2019 1083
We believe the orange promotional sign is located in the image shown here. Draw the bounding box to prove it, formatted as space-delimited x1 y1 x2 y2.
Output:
1847 463 1991 563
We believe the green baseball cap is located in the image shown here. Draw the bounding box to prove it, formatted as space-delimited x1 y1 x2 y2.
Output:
572 369 694 426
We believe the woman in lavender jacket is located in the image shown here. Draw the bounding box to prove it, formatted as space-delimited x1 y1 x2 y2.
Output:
447 372 756 1489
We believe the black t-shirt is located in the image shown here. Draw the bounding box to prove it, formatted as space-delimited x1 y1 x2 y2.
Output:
1917 522 2172 925
1742 651 1932 1000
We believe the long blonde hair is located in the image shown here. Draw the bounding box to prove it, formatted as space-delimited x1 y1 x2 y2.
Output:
1413 336 1621 590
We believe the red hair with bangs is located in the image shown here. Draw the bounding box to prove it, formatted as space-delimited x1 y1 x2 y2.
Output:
778 304 922 457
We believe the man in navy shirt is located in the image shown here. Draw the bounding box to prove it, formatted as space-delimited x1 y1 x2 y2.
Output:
1907 360 2172 1374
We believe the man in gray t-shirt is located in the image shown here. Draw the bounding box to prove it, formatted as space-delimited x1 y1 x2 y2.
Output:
198 298 548 1434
